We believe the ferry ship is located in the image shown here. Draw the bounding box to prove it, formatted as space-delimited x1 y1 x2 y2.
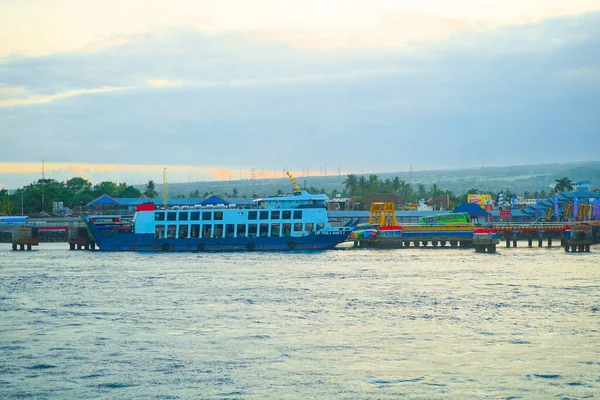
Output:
83 184 355 252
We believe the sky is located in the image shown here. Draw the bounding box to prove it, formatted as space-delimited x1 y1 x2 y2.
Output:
1 0 600 189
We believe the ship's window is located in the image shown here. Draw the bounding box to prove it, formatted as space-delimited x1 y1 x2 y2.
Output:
248 224 257 237
305 223 314 233
179 212 188 221
190 211 200 221
202 224 212 238
282 223 292 236
282 211 291 219
271 211 280 219
294 223 302 232
260 211 269 220
167 212 177 221
214 224 223 238
178 225 188 238
259 223 269 237
167 225 176 238
248 211 257 220
317 223 325 231
155 225 165 238
190 224 200 238
271 223 280 237
293 210 302 219
155 212 165 221
214 211 223 221
202 211 212 221
225 224 235 238
237 224 246 238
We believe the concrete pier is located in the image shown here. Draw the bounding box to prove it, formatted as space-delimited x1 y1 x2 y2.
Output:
563 226 593 253
68 224 95 250
11 227 39 251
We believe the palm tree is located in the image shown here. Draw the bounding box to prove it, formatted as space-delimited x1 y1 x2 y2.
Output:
144 180 158 198
430 183 444 197
417 183 427 199
367 174 379 193
398 181 414 203
0 189 14 214
554 177 574 193
391 177 402 194
343 174 358 196
357 176 367 196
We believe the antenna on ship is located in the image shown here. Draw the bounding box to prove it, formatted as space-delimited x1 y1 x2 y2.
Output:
163 167 168 209
286 171 301 195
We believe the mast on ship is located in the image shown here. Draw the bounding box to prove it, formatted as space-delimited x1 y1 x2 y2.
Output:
163 167 168 209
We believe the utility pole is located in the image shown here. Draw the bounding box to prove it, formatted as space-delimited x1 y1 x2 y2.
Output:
41 159 45 212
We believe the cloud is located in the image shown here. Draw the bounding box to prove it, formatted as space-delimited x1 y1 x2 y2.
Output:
565 66 600 81
0 162 284 189
2 1 600 57
146 79 184 87
0 86 26 96
0 86 133 107
0 12 599 188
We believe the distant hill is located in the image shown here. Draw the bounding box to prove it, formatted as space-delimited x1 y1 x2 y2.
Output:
144 161 600 198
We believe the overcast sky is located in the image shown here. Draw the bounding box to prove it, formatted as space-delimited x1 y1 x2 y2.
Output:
1 1 599 189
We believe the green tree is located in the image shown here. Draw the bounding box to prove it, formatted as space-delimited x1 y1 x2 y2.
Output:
93 181 118 197
117 185 142 198
144 180 158 198
66 177 92 193
391 177 402 194
430 183 444 198
417 183 427 199
0 189 14 214
343 174 359 196
382 178 392 193
357 176 367 196
64 177 93 207
554 177 574 193
367 174 379 193
232 188 239 197
398 181 414 203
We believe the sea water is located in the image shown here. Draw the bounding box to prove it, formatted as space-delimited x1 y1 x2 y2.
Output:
1 243 599 399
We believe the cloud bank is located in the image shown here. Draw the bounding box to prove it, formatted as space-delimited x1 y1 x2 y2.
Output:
1 9 599 188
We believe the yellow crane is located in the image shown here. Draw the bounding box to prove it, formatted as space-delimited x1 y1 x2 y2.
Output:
286 171 301 194
369 202 397 226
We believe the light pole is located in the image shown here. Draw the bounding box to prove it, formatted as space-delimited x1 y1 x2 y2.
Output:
21 190 24 216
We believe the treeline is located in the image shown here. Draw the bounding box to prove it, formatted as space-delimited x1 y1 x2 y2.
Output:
1 174 594 216
0 178 159 215
342 174 450 202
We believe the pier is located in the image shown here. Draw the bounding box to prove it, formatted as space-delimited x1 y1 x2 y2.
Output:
11 227 39 250
563 225 593 252
68 223 96 250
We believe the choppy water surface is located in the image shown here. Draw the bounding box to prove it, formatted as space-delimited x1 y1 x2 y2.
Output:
1 243 599 399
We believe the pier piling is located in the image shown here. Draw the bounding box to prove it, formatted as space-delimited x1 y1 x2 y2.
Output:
11 227 39 251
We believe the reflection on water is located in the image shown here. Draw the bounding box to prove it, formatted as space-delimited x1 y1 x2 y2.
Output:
1 243 599 398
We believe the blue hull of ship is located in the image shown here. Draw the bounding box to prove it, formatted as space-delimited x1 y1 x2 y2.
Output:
87 225 350 252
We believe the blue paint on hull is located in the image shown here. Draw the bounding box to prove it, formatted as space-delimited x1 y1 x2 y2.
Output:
87 224 350 252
